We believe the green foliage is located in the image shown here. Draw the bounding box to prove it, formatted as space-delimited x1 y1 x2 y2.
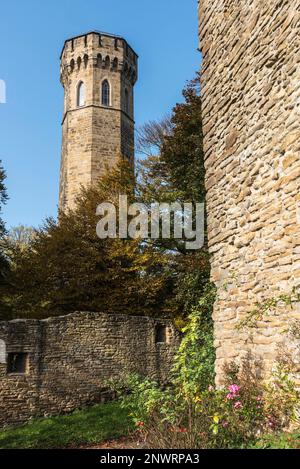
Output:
263 361 300 431
111 374 176 427
3 159 171 319
0 401 132 449
110 284 216 433
109 285 299 449
172 283 216 398
0 161 10 317
136 74 210 320
254 432 300 449
0 161 8 235
237 289 299 330
137 74 205 206
2 73 209 322
161 73 205 204
110 339 299 448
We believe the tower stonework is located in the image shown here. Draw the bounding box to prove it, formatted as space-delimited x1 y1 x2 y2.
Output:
59 31 138 211
199 1 300 384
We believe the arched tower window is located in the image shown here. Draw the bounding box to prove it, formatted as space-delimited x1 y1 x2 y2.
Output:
112 57 118 70
102 80 110 107
70 59 75 72
105 56 110 69
77 81 85 107
124 88 129 114
97 53 102 68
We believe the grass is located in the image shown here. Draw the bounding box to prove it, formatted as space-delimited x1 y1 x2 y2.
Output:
0 401 133 449
1 401 299 449
254 432 300 449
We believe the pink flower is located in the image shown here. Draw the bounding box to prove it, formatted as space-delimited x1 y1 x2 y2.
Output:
208 385 215 392
226 385 241 400
256 396 263 402
228 384 241 395
234 401 243 410
222 421 229 428
266 416 276 429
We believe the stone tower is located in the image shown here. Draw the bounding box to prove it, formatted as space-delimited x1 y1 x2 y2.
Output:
59 31 138 211
199 1 300 384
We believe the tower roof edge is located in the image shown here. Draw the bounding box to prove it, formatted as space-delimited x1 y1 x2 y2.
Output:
60 30 139 59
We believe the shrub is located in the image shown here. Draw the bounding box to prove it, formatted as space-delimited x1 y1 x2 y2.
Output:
109 285 300 449
171 283 216 399
112 356 299 449
109 285 217 448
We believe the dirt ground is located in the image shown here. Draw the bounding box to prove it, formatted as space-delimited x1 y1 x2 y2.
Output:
80 436 148 450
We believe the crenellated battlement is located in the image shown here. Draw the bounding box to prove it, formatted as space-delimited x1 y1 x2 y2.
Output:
60 31 137 86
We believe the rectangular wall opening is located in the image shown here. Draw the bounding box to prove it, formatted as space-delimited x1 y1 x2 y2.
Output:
155 324 167 344
7 353 29 374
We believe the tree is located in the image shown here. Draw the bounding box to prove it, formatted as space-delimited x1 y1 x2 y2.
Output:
136 74 210 320
137 73 204 205
161 73 205 204
7 225 36 248
0 161 10 318
4 159 172 319
3 74 211 324
0 161 8 234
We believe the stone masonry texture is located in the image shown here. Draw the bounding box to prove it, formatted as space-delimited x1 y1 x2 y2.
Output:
59 32 138 211
0 312 179 427
199 1 300 384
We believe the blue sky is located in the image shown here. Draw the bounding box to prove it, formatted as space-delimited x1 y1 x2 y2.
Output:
0 0 200 229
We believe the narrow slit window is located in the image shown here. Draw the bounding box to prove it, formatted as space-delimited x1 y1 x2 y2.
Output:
102 80 110 107
105 56 110 69
77 81 85 107
125 89 129 114
7 353 29 374
97 53 102 68
112 57 118 70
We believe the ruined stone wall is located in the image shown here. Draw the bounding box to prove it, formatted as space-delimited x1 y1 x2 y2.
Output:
199 0 300 384
59 32 137 211
0 312 179 427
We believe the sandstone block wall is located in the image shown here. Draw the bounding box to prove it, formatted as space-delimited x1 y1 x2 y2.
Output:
0 312 179 427
59 32 137 211
199 0 300 383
